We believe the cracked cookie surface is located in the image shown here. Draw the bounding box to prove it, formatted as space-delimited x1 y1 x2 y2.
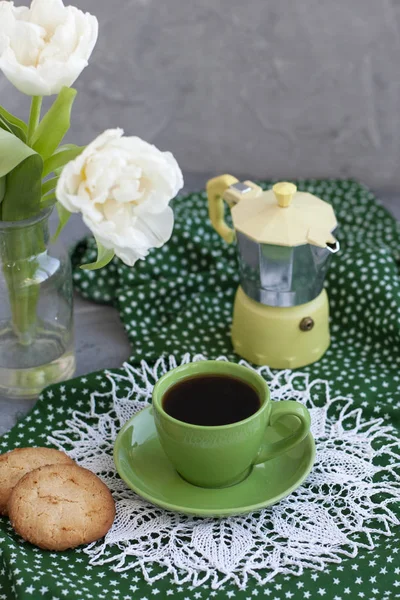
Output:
8 463 116 550
0 447 74 516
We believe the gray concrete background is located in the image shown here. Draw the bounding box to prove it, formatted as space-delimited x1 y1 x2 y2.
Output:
3 0 400 192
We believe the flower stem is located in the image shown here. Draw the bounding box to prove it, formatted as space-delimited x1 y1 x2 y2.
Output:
27 96 42 146
1 214 47 346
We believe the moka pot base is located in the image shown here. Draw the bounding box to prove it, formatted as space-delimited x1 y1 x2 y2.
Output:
231 287 330 369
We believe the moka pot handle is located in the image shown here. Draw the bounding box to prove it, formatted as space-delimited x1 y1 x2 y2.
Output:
206 174 239 243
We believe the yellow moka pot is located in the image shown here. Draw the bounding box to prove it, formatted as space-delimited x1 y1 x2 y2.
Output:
206 176 340 369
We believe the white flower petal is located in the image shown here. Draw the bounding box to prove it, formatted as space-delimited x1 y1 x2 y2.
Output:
0 2 28 30
135 206 175 248
29 0 66 31
56 130 183 268
0 0 98 95
10 21 44 66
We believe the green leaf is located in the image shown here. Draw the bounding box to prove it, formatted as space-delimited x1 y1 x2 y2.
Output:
0 129 43 221
43 143 84 177
0 113 26 142
0 129 40 177
2 155 43 221
41 192 57 209
0 117 26 142
52 202 71 242
41 175 59 198
0 105 27 141
81 239 115 271
0 112 26 142
0 176 5 219
0 105 27 135
53 166 64 177
0 115 12 134
31 87 77 161
0 114 25 142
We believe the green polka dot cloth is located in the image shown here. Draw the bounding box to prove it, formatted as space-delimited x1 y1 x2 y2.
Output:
0 179 399 600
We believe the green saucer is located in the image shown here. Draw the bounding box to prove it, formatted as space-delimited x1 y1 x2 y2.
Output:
113 406 316 517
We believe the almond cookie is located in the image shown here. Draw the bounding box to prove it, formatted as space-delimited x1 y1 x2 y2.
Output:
8 463 116 551
0 447 74 516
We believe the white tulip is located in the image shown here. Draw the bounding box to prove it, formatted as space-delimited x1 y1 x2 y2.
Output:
0 0 98 96
56 129 184 267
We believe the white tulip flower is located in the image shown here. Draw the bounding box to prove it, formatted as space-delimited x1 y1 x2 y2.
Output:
56 129 184 267
0 0 98 96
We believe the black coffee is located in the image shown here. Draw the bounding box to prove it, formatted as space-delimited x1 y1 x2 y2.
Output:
162 374 260 426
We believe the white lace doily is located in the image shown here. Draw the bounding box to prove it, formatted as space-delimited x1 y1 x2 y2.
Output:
48 355 400 590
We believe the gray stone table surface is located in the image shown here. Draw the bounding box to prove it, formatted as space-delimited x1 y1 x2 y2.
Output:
0 175 399 435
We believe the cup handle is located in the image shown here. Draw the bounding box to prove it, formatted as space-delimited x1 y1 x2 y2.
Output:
253 401 311 465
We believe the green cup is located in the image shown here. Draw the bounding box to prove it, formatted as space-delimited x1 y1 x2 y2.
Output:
152 361 311 488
